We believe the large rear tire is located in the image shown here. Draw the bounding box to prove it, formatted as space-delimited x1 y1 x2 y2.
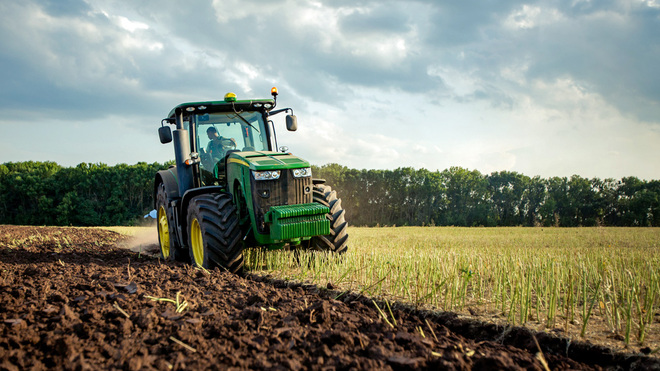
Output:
156 183 188 262
187 193 244 274
309 184 348 253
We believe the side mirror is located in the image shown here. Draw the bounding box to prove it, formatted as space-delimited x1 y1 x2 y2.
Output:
158 125 172 144
286 114 298 131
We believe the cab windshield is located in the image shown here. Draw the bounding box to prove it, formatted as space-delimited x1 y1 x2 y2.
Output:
194 111 269 184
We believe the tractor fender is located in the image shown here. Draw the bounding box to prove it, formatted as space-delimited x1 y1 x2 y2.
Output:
154 167 180 207
179 186 227 243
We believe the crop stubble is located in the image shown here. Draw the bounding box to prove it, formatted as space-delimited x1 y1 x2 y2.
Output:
248 227 660 355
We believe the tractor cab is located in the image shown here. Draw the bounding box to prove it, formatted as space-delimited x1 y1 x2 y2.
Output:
194 110 269 186
158 89 295 189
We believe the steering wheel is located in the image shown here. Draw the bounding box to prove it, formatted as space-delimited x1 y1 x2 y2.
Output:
220 138 237 150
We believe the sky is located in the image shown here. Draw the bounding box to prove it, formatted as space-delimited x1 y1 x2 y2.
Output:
0 0 659 180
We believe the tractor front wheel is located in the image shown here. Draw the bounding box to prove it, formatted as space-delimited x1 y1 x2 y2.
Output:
309 184 348 253
156 183 188 262
187 193 244 273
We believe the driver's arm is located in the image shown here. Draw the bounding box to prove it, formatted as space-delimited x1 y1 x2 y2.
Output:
219 137 237 149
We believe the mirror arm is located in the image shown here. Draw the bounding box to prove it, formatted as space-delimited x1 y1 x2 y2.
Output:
267 108 293 117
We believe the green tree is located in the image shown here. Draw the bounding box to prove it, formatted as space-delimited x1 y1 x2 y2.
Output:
488 171 530 226
522 176 546 226
440 167 494 226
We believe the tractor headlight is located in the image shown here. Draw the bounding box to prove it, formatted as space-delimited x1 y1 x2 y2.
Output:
292 167 312 178
252 170 281 181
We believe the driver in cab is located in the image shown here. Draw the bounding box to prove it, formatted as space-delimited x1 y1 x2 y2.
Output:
206 126 237 161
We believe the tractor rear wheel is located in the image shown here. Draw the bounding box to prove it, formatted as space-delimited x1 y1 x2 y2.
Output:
156 183 188 262
187 193 244 274
309 184 348 253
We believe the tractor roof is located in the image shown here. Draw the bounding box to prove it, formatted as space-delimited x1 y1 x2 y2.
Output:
167 98 275 118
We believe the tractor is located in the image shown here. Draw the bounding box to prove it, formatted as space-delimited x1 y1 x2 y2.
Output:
154 88 348 273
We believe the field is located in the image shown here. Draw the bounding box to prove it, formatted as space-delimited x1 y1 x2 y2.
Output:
245 227 660 355
1 225 658 369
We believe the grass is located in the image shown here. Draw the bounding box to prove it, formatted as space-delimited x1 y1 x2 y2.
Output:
144 291 190 313
244 227 660 346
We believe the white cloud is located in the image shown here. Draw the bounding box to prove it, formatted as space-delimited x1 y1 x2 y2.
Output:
115 15 149 32
641 0 660 9
427 65 480 96
211 0 285 23
504 5 565 30
499 61 530 86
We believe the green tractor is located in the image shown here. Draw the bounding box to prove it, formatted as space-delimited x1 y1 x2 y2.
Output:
154 88 348 273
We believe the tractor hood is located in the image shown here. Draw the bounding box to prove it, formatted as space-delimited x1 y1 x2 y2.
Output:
227 151 310 171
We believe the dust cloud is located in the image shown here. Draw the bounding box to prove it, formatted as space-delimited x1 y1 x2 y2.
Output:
122 227 161 256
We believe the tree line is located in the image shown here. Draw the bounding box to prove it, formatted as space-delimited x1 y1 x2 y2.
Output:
312 164 660 227
0 161 170 226
0 161 658 227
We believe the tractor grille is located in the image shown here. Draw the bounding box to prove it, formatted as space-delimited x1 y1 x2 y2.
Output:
251 170 313 234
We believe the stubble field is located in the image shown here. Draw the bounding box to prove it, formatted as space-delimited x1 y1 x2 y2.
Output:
246 227 660 356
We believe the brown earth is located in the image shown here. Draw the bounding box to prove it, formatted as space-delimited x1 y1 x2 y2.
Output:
0 225 658 370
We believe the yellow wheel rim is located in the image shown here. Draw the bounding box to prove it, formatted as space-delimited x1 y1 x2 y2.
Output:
157 206 170 259
190 218 204 267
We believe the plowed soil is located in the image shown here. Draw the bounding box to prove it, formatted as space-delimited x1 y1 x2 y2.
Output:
1 225 658 370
